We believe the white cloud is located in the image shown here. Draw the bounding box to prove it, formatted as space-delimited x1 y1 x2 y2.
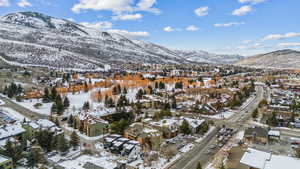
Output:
237 43 264 49
163 26 174 32
112 13 142 20
195 6 209 17
0 0 10 7
80 21 113 29
137 0 160 14
106 29 149 39
238 0 267 4
17 0 31 7
278 42 300 47
263 32 300 41
71 0 160 14
243 40 252 44
214 22 245 27
232 5 252 16
72 0 132 13
186 25 199 31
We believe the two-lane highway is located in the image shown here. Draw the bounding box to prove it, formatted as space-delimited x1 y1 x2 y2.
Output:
168 86 264 169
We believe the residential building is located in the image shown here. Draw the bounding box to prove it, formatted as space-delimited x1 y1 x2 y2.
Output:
244 127 268 144
0 155 13 169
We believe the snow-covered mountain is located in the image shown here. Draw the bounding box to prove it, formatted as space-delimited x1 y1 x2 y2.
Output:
175 50 244 64
0 12 242 70
236 49 300 69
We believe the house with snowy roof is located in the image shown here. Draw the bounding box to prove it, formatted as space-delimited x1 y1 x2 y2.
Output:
148 118 180 138
0 124 26 149
22 119 63 140
181 117 206 134
240 148 300 169
124 122 162 150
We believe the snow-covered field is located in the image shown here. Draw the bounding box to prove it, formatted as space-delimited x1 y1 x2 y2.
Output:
12 99 52 116
58 154 117 169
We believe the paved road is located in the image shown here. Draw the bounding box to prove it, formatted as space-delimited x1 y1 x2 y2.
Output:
168 86 264 169
167 128 219 169
0 95 46 120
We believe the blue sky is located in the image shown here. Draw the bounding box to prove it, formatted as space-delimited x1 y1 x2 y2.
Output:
0 0 300 56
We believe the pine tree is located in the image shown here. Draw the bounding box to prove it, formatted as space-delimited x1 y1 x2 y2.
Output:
175 82 183 89
180 119 191 135
155 82 159 89
83 101 90 111
51 103 57 114
51 87 57 101
200 122 210 134
171 97 177 109
70 131 80 148
42 87 50 103
56 95 64 115
196 162 202 169
26 150 38 169
136 89 144 100
57 135 69 152
68 115 74 127
63 96 70 109
159 81 165 89
1 140 23 166
36 129 54 152
252 108 258 119
123 87 128 94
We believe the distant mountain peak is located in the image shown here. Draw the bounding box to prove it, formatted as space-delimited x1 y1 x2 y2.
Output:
236 49 300 69
1 12 90 36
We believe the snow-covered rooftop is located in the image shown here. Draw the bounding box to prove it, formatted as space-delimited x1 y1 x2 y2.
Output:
240 148 300 169
36 119 55 128
0 124 26 140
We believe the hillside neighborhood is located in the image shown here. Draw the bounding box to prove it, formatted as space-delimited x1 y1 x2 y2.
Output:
0 0 300 168
0 63 300 169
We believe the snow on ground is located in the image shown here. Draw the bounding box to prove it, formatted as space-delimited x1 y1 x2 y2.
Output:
67 90 100 110
12 99 52 115
201 111 235 119
0 99 4 106
12 88 107 116
236 131 245 140
58 155 117 169
179 143 195 153
49 149 81 163
1 107 28 121
205 163 216 169
126 87 140 102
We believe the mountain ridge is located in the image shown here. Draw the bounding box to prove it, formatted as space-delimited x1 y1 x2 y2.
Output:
0 12 243 70
236 49 300 69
